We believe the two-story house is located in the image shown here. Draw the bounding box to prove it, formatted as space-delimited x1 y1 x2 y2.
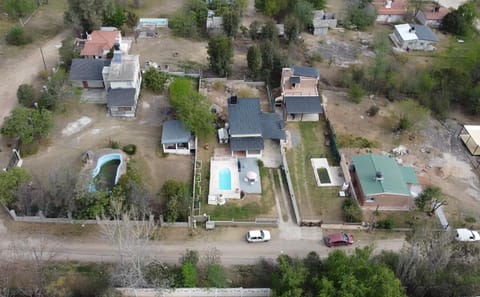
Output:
278 65 322 121
228 96 285 158
69 52 142 117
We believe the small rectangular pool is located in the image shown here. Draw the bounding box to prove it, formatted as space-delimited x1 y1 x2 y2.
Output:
219 168 232 190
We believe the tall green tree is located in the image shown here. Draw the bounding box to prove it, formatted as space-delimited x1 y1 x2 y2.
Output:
345 0 376 30
207 35 233 77
2 0 36 18
0 167 31 206
247 45 262 79
293 0 314 29
272 255 307 297
222 8 240 37
103 6 126 29
284 15 301 43
1 107 53 144
17 84 36 107
142 67 168 93
160 180 190 222
59 36 80 70
64 0 115 34
168 78 215 138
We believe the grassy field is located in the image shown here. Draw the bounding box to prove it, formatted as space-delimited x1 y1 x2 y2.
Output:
286 120 344 222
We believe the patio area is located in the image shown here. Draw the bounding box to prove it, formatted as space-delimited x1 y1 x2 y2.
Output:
311 158 344 187
238 158 262 194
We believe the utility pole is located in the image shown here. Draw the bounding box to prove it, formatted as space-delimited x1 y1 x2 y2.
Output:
39 47 47 72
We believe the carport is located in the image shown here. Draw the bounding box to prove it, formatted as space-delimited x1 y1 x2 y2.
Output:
459 125 480 156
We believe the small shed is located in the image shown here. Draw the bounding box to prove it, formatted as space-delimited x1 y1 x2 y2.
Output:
459 125 480 156
161 120 195 155
312 10 337 36
206 10 223 35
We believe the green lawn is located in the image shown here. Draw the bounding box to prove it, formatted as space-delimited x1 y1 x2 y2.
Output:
286 121 344 222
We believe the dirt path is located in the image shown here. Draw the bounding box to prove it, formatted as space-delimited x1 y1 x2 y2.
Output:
0 31 67 123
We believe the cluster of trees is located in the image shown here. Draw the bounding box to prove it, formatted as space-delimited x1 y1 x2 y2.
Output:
170 0 247 38
64 0 139 35
340 32 480 119
255 0 325 19
168 78 215 138
344 0 376 30
440 1 477 36
207 35 234 76
160 180 190 222
246 20 289 85
1 0 37 19
142 67 170 93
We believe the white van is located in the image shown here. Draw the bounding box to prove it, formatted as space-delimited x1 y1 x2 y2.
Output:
455 228 480 242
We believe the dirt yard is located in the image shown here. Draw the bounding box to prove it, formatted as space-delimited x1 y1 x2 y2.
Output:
324 90 480 226
22 92 193 194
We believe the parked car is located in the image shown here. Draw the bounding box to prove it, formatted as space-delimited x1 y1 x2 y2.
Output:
455 228 480 242
324 232 354 247
246 230 271 243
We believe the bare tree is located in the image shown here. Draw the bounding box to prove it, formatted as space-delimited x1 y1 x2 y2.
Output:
429 198 447 216
2 236 60 297
98 204 156 287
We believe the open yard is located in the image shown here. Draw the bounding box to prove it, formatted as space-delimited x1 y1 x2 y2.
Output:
324 89 480 228
285 121 344 222
22 91 193 196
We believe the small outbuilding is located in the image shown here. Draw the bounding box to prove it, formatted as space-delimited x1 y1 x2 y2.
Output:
390 23 439 51
161 120 195 155
459 125 480 156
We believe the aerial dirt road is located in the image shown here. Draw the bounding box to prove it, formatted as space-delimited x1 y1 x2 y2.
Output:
0 233 406 265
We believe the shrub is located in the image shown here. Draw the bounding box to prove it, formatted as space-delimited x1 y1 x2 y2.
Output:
366 105 380 117
5 26 32 45
337 135 377 148
348 83 366 104
122 144 137 155
237 88 255 98
109 140 120 149
376 217 395 229
17 84 36 107
342 198 363 222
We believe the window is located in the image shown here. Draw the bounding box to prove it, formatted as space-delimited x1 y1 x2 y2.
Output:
366 197 376 202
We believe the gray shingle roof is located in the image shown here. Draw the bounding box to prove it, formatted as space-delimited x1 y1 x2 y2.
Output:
228 98 262 136
107 88 136 107
412 24 439 42
69 58 110 81
161 120 192 144
285 96 322 114
292 65 320 79
230 137 264 151
260 113 286 140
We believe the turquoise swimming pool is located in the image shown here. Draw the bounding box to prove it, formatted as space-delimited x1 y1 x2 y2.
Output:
219 168 232 190
90 153 124 192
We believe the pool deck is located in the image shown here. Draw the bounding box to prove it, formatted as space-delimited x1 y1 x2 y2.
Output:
208 157 262 205
238 158 261 194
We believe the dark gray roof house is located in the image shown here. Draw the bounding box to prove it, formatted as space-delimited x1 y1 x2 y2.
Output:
228 97 285 154
69 59 110 81
413 24 440 42
107 88 136 108
161 120 192 144
292 65 320 79
285 96 322 115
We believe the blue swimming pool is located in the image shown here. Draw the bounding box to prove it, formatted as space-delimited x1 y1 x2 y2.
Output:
219 168 232 190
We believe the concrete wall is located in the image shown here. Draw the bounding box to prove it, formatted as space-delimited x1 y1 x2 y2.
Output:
117 288 271 297
362 194 412 211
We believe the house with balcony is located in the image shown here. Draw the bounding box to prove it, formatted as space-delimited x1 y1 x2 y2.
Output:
228 96 285 158
80 27 131 59
69 52 141 117
390 24 439 51
277 65 322 121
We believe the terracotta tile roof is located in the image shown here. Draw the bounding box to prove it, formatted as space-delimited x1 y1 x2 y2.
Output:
421 5 449 20
372 0 408 15
80 30 120 56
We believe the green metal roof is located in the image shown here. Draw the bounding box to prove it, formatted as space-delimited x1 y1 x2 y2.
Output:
352 154 419 197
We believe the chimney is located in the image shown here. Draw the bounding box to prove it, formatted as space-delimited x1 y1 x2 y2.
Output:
375 171 384 182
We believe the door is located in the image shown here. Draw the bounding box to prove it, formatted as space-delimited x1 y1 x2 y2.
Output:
82 80 88 88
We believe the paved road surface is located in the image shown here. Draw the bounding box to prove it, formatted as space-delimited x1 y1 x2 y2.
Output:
0 233 406 265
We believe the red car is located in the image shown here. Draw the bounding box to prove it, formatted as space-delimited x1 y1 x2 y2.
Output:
324 232 354 247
